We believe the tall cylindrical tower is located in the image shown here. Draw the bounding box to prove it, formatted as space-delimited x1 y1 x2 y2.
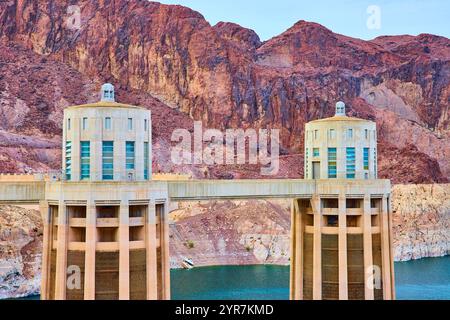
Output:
40 84 170 300
304 102 377 180
290 102 394 300
62 83 152 182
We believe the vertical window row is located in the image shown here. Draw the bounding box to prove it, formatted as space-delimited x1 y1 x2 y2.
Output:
126 141 135 170
305 148 309 179
144 142 149 180
65 141 72 180
346 147 356 178
328 148 337 178
374 148 377 178
102 141 114 180
80 141 90 180
363 148 369 170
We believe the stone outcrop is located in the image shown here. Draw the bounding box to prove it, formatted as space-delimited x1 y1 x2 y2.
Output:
169 200 291 268
0 0 448 183
0 205 42 299
392 184 449 261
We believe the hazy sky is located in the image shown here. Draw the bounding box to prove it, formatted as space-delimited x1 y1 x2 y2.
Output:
157 0 449 41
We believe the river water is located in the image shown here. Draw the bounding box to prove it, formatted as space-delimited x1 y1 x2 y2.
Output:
11 256 450 300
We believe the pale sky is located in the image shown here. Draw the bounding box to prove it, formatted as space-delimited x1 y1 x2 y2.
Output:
157 0 449 41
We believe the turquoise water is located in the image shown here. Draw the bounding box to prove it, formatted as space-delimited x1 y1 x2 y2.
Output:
12 256 450 300
394 256 450 300
171 256 450 300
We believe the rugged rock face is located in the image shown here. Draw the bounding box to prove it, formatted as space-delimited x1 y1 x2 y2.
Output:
392 184 449 261
0 205 42 299
169 200 291 268
0 0 448 183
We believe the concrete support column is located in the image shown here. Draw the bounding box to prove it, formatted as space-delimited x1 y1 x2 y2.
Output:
146 202 157 300
338 195 348 300
55 203 68 300
380 195 392 299
84 204 96 300
39 201 51 300
162 202 171 300
290 199 303 300
363 195 374 300
387 196 396 299
311 196 322 300
119 204 130 300
289 200 296 300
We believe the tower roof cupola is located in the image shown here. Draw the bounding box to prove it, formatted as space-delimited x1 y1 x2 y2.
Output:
335 101 345 116
101 83 115 102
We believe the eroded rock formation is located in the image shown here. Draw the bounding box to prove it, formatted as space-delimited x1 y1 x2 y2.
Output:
0 0 448 183
392 184 449 261
0 205 42 299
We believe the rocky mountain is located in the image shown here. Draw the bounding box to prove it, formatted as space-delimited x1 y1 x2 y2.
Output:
0 0 449 183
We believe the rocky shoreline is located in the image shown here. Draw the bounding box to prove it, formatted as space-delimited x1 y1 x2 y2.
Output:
0 184 448 298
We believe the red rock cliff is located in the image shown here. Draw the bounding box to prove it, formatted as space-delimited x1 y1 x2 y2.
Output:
0 0 448 183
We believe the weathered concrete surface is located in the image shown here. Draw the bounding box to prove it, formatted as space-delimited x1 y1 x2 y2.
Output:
167 179 390 201
0 179 390 203
0 182 45 205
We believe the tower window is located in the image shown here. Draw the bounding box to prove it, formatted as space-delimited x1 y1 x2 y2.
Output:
347 128 353 139
365 129 368 139
67 118 71 130
105 117 111 130
128 118 133 130
144 142 149 180
126 141 135 170
102 141 114 180
363 148 369 170
328 148 337 178
346 147 356 178
329 129 336 139
82 117 88 130
80 141 91 180
144 119 148 132
313 148 320 157
314 130 318 139
65 141 72 180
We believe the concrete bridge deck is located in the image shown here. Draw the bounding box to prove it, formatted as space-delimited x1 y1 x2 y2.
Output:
0 179 390 204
